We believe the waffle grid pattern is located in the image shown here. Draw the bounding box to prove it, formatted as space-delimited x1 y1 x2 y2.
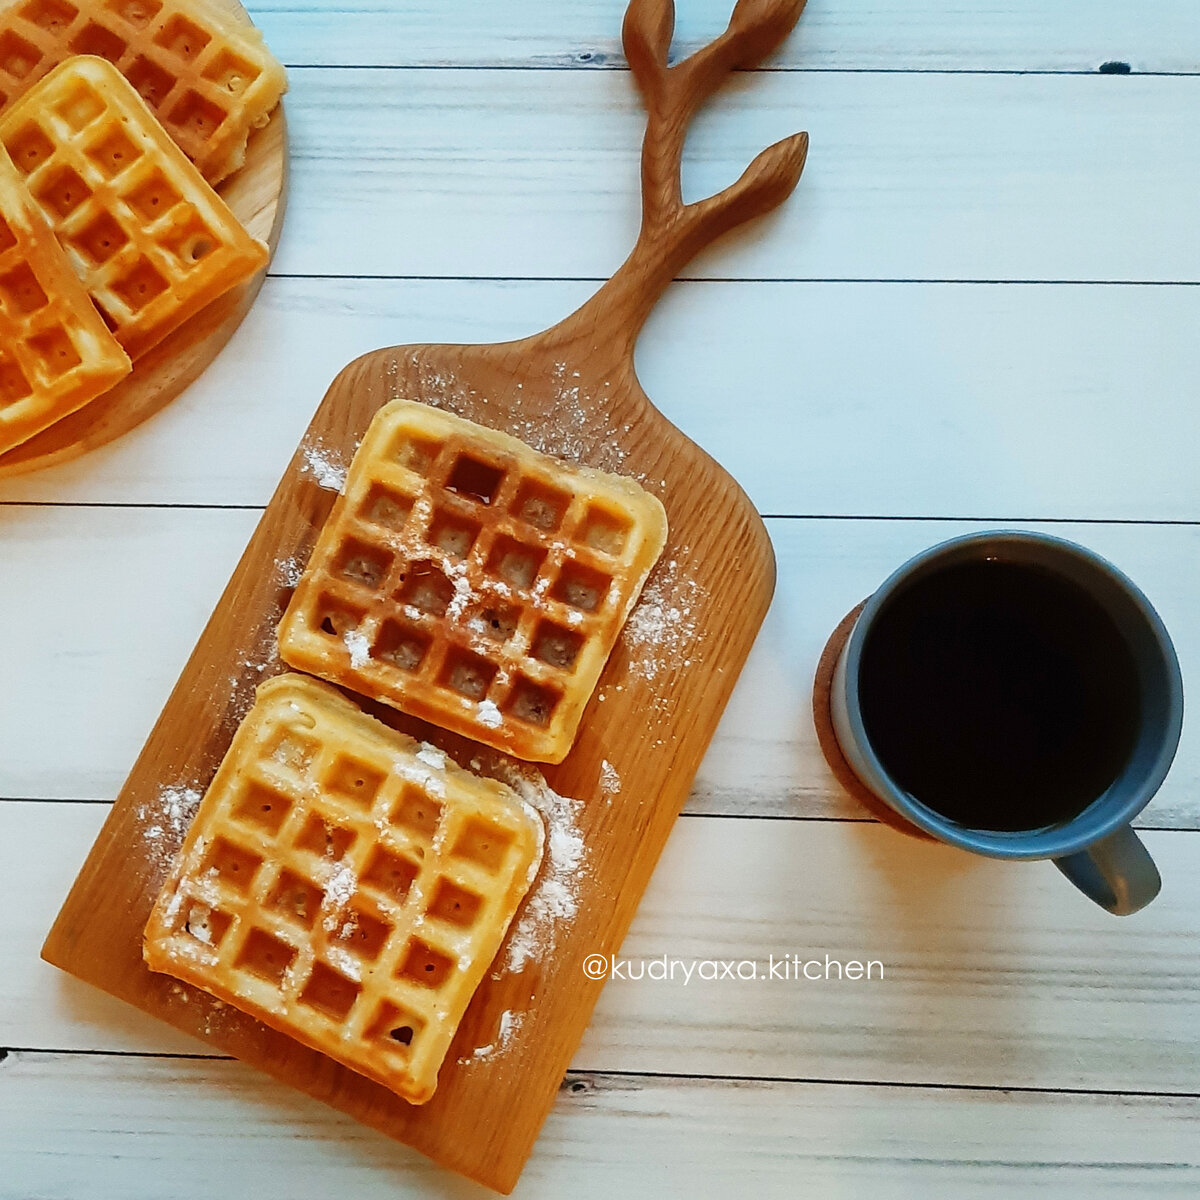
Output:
143 674 544 1105
278 399 669 763
0 55 268 359
0 139 129 452
0 0 286 183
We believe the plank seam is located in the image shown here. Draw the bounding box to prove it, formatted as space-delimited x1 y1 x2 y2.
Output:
261 274 1200 286
4 1047 1199 1101
2 503 1198 526
0 799 1195 835
277 64 1200 78
568 1066 1200 1100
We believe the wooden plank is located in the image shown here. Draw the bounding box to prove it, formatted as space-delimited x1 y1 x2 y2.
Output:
240 70 1200 283
2 511 1196 827
1 1054 1197 1198
6 803 1200 1092
245 0 1200 74
3 278 1200 520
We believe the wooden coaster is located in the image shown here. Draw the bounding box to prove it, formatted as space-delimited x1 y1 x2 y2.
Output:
812 601 933 841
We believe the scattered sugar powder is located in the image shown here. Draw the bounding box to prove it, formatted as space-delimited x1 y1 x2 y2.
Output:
491 763 587 974
458 1008 523 1065
416 745 447 772
623 555 703 683
398 358 632 472
276 555 304 587
599 759 620 801
343 627 371 669
321 861 357 932
139 784 203 878
477 698 502 729
167 982 231 1037
394 743 449 798
301 439 349 492
444 559 475 621
185 903 214 944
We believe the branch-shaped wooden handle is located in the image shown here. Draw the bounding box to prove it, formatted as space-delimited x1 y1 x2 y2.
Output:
623 0 808 238
556 0 807 355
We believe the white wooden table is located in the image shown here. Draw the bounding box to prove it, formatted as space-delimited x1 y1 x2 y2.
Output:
2 2 1199 1195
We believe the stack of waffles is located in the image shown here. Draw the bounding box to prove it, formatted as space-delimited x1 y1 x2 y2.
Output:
0 0 285 183
145 400 669 1104
1 56 268 359
0 0 283 455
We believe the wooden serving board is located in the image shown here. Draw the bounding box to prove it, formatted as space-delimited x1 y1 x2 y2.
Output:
0 0 288 479
42 0 808 1191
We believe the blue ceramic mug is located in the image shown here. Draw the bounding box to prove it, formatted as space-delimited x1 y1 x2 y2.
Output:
830 531 1184 915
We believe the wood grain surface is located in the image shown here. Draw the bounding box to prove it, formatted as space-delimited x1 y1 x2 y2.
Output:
39 1 811 1190
0 0 288 479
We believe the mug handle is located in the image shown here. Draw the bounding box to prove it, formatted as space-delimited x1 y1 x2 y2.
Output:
1053 825 1161 916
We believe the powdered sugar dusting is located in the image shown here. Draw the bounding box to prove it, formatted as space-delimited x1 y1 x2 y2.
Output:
458 1008 523 1065
343 627 371 669
276 555 303 587
185 903 214 944
166 981 231 1038
138 784 202 878
417 745 446 772
321 862 357 933
477 698 502 729
392 356 633 473
446 561 474 620
489 763 587 974
623 555 702 683
301 439 349 492
599 759 620 801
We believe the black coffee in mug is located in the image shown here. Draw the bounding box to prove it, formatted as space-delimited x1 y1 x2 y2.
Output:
856 558 1142 833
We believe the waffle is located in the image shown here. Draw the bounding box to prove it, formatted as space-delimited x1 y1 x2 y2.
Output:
0 56 268 360
143 673 545 1105
0 140 129 453
0 0 286 184
278 400 669 763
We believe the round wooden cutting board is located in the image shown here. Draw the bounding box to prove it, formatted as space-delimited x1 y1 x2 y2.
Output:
0 0 288 479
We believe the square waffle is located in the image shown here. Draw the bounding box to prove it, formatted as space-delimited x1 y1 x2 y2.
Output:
0 55 268 360
0 0 286 184
0 139 128 453
278 399 669 763
143 673 545 1106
